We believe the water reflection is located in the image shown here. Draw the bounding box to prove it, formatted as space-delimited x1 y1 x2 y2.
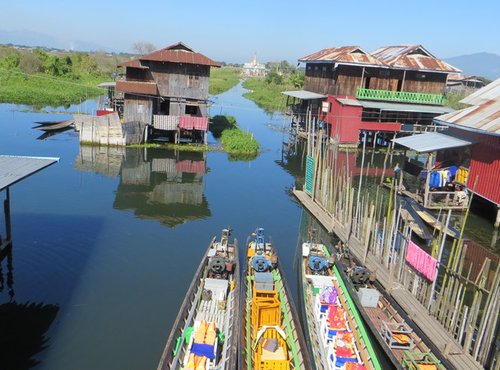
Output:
74 147 211 227
0 248 59 370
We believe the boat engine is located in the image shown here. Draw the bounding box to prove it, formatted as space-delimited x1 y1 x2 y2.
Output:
350 266 370 287
208 257 227 278
308 255 329 274
252 255 271 272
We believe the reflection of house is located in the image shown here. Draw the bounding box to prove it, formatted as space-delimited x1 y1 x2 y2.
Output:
446 74 485 92
243 54 266 77
285 45 459 145
113 148 211 227
116 42 220 144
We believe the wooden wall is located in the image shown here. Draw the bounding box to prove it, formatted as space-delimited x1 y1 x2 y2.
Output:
146 62 210 101
123 94 152 126
304 63 448 96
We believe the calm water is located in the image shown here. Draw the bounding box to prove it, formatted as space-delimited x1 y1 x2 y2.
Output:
0 82 497 369
0 84 308 370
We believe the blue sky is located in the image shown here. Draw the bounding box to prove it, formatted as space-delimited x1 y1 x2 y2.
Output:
1 0 499 63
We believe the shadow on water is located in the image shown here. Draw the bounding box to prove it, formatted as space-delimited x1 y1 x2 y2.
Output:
0 248 59 370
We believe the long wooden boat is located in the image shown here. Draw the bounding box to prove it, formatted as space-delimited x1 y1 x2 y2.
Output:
299 236 383 370
241 227 311 370
34 120 74 131
335 254 451 370
158 228 240 370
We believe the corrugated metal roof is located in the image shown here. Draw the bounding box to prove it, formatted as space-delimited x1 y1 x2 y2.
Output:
436 78 500 135
460 78 500 105
282 90 327 100
97 82 116 88
141 42 220 67
336 97 362 106
299 46 385 67
118 59 149 69
116 80 158 95
360 100 454 114
436 100 500 135
118 42 220 68
392 132 472 152
371 45 461 73
0 155 59 191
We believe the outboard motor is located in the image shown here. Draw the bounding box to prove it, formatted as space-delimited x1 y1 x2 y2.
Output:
209 257 227 277
254 228 266 255
252 255 271 272
308 255 328 274
350 266 370 287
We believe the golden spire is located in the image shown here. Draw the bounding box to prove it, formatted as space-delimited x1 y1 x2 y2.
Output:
252 53 257 66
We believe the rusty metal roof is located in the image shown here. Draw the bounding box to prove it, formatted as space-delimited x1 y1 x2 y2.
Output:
118 42 220 68
460 78 500 105
299 46 385 67
116 80 158 95
371 45 460 73
436 78 500 135
436 100 500 135
140 42 220 67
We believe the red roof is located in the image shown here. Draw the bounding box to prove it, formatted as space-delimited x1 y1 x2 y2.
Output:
119 42 220 68
118 59 149 69
371 45 460 73
299 46 385 67
116 80 158 95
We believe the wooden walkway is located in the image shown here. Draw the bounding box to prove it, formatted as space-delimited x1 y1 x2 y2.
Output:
293 189 483 370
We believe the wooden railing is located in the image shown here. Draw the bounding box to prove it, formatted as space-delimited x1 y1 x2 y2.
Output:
356 88 445 105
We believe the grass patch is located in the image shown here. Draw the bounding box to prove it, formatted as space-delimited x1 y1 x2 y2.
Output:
220 129 259 154
209 67 241 95
0 68 105 108
242 77 295 113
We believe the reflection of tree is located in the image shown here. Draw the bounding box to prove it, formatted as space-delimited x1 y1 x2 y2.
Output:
113 148 211 228
0 249 59 370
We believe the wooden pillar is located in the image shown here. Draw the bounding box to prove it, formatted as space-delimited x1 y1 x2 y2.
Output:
1 187 12 252
495 205 500 228
423 153 433 208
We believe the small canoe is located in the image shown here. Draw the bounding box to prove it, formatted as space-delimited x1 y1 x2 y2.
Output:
241 227 311 370
157 228 240 370
300 236 383 370
336 256 450 370
34 120 74 131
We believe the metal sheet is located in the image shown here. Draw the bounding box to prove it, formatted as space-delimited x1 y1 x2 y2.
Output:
359 100 453 114
460 78 500 105
282 90 327 100
0 155 59 191
392 132 472 152
299 46 385 67
371 45 460 73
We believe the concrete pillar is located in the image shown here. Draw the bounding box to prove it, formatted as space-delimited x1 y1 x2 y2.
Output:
495 205 500 228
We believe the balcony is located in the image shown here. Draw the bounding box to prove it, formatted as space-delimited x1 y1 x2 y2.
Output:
356 88 445 105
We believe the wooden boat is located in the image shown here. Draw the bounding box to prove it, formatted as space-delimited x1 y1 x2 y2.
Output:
157 228 240 370
34 120 74 131
299 234 382 370
335 254 450 370
241 227 311 370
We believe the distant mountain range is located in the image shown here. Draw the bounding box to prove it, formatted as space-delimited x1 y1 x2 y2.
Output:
445 52 500 80
0 29 110 52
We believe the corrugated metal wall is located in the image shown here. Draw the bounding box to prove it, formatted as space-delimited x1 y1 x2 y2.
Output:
450 127 500 205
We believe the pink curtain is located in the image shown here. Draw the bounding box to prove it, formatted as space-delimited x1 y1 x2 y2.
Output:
406 240 438 281
178 116 208 131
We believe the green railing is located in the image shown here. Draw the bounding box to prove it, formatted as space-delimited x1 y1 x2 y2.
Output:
356 88 445 105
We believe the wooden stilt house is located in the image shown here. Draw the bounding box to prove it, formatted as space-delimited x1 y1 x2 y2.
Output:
116 42 220 144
